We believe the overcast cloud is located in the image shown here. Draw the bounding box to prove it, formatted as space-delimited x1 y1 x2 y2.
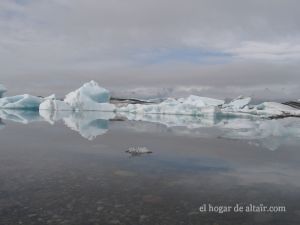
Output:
0 0 299 100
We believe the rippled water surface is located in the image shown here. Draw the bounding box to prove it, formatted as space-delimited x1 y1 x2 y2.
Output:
0 111 300 225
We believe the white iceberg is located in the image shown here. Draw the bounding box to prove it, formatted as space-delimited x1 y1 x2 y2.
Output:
44 94 56 100
219 96 300 118
0 84 7 98
222 96 252 110
178 95 224 107
39 95 72 124
0 94 42 109
39 99 72 111
238 102 300 117
118 95 222 116
64 80 116 111
255 102 299 115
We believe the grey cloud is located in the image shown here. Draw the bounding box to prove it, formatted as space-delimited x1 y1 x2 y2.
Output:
0 0 299 100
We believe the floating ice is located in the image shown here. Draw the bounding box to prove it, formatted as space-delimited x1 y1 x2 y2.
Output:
220 97 300 117
0 81 298 119
179 95 224 107
39 99 72 112
118 95 221 116
126 147 152 155
0 80 299 147
117 93 300 118
64 80 116 111
0 94 42 109
44 94 56 100
222 96 252 110
0 84 6 98
238 102 300 117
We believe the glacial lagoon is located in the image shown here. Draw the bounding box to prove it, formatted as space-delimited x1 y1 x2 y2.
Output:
0 109 300 224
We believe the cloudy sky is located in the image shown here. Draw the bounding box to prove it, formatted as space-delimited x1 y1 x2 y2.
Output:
0 0 299 100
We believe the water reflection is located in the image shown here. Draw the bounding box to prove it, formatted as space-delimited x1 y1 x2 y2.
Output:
63 112 115 140
0 110 299 225
0 109 43 124
0 109 300 150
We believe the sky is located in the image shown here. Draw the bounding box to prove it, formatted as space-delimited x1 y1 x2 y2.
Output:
0 0 300 100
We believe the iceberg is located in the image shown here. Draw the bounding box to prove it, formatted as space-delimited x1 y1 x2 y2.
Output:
64 80 116 111
0 94 42 109
220 97 300 118
0 84 7 98
44 94 56 100
117 95 222 116
239 102 300 117
222 96 252 110
39 99 72 111
255 102 299 115
178 95 224 107
117 93 299 118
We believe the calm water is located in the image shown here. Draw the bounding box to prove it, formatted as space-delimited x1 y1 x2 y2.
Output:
0 111 300 225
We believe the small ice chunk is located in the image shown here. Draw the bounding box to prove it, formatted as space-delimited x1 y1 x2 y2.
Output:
64 80 115 111
0 94 42 109
126 147 152 155
223 96 251 110
0 84 7 98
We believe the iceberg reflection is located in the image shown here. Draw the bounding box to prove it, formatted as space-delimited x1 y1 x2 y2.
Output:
63 111 115 140
0 109 300 150
0 109 42 124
